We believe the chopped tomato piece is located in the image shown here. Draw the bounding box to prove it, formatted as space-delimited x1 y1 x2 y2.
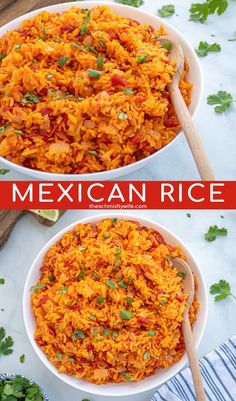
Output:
164 116 179 128
110 74 126 87
134 95 146 106
38 295 49 307
40 107 52 116
61 25 74 33
130 133 141 144
176 295 184 302
138 316 151 326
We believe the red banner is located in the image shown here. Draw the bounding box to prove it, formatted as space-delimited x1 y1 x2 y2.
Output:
0 181 234 210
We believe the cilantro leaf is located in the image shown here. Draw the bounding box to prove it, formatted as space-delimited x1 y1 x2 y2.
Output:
195 41 221 57
207 91 233 113
189 2 210 22
115 0 144 7
204 225 228 241
189 0 228 23
208 0 228 16
0 327 14 356
210 279 236 301
58 57 70 67
0 169 9 175
158 4 175 18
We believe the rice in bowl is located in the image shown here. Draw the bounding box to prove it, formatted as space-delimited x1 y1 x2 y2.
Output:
31 218 199 384
0 6 192 174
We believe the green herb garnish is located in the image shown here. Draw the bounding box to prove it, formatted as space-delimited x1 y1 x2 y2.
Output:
22 92 40 104
57 286 68 294
121 372 132 381
162 43 172 51
58 57 70 67
0 279 5 285
210 280 236 301
0 54 6 61
112 331 119 338
97 296 105 304
105 279 115 288
158 4 175 18
48 274 54 282
88 150 98 156
14 44 22 50
30 283 47 292
70 42 84 49
205 225 228 241
189 0 228 23
147 329 156 336
0 327 14 356
177 271 186 279
46 73 54 79
137 54 148 64
143 351 150 360
112 218 117 226
87 68 103 79
195 41 221 56
0 169 9 175
40 27 46 41
160 300 167 305
89 314 95 320
118 111 128 120
56 352 62 360
115 0 143 7
15 129 24 135
0 375 43 400
124 88 134 95
207 91 233 113
103 329 111 337
117 281 127 289
99 38 105 47
97 57 104 69
20 354 25 363
186 213 191 218
126 297 133 306
0 126 5 134
103 233 110 239
120 309 132 320
77 264 86 279
72 329 86 340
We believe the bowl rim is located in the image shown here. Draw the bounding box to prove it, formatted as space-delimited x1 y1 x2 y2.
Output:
0 1 203 180
23 212 208 396
0 372 49 400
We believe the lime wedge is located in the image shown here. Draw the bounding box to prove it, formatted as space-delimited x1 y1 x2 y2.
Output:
29 209 60 222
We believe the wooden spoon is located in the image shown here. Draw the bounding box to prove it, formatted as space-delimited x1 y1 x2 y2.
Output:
159 36 215 181
171 257 206 401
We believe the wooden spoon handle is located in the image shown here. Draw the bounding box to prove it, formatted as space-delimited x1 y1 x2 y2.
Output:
0 210 26 250
169 83 215 181
182 317 206 401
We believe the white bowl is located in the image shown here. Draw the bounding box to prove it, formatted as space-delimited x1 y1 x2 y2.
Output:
23 213 208 396
0 1 202 180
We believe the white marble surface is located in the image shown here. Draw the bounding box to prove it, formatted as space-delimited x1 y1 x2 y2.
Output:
0 1 236 401
0 0 236 180
0 209 236 401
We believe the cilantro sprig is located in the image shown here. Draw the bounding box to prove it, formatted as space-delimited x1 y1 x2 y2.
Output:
0 327 14 357
195 41 221 57
210 280 236 301
190 0 228 23
207 91 233 113
158 4 175 18
115 0 144 7
0 375 43 400
204 225 228 242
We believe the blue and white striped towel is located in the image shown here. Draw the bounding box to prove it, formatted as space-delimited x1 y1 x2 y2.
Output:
152 336 236 401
